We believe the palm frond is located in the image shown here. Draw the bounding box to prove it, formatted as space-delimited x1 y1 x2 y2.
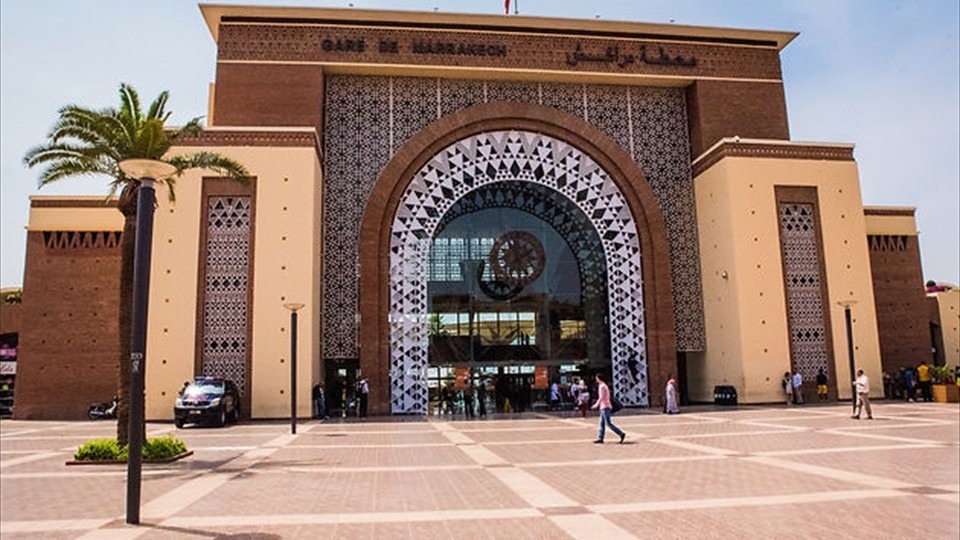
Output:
146 90 171 122
35 158 117 187
167 152 250 182
118 84 142 131
132 119 172 160
25 83 249 199
168 117 203 141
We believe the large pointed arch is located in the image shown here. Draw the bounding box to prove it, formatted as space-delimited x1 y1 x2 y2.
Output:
359 102 675 414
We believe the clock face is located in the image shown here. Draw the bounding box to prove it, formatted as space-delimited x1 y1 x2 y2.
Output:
489 231 545 288
476 260 523 301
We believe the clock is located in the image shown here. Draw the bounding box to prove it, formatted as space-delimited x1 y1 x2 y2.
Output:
489 231 545 287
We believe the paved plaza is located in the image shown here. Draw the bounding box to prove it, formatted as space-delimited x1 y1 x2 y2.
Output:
1 402 957 539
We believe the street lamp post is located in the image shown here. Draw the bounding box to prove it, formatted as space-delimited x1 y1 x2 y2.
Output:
118 159 177 525
283 303 305 434
837 300 858 415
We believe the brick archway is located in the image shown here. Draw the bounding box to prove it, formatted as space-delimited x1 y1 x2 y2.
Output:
359 102 675 414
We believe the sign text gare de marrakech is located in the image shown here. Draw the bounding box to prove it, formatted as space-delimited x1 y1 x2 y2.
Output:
219 23 783 78
319 35 697 69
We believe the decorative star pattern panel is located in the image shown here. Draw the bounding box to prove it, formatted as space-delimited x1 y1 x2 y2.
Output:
323 76 392 356
779 203 828 384
322 76 705 368
201 196 252 395
389 130 648 413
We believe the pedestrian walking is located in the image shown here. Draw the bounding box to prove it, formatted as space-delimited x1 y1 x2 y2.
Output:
852 369 873 419
664 375 680 414
591 373 626 444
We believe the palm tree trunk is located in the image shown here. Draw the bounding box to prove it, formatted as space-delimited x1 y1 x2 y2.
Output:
117 184 138 446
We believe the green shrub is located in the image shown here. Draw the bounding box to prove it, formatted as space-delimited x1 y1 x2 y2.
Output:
74 436 187 462
74 438 128 461
142 436 187 460
931 364 956 384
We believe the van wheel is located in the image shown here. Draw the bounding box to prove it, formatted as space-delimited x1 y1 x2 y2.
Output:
175 418 184 429
217 407 227 427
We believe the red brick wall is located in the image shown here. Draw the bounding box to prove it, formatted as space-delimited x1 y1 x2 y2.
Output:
686 80 790 159
867 234 931 373
213 63 325 139
14 231 122 419
0 303 22 335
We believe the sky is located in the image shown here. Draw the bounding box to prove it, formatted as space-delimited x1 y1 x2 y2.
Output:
1 0 958 288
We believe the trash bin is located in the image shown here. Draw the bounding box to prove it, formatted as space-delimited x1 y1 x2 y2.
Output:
713 385 738 406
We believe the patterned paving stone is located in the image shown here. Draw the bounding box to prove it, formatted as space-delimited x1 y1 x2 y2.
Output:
1 402 956 539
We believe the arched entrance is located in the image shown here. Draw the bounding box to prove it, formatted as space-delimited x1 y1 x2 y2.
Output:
426 181 610 413
359 103 675 415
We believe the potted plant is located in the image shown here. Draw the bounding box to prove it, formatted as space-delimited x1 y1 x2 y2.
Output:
930 364 959 403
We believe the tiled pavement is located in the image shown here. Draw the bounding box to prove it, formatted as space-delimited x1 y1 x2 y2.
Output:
1 402 957 539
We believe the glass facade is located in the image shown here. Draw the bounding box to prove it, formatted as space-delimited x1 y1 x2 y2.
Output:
425 183 611 411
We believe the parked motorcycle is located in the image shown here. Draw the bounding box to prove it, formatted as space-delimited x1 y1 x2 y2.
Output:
88 396 119 420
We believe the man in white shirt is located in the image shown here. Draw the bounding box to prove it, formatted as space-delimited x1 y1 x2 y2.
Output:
549 381 561 410
852 369 873 420
357 377 369 418
792 371 804 405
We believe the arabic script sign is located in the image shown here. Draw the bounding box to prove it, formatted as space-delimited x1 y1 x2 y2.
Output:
566 43 697 68
220 24 793 80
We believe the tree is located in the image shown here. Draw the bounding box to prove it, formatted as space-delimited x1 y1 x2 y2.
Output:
23 83 249 445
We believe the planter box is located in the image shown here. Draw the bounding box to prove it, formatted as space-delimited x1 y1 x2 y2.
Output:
932 384 960 403
66 450 193 466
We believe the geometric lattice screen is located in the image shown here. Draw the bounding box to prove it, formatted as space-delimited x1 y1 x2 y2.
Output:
779 203 828 384
323 76 705 371
200 196 251 395
389 130 648 413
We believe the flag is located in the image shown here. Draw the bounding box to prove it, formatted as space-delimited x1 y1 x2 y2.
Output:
504 0 510 14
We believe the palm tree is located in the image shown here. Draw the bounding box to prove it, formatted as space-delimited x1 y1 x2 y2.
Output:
24 83 249 445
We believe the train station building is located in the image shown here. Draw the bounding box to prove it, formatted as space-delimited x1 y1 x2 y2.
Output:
9 5 956 420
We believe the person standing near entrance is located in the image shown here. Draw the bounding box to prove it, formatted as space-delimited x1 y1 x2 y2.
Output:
463 380 476 419
357 377 369 418
312 382 327 419
569 378 581 413
782 372 793 406
591 373 626 444
852 369 873 419
792 371 804 405
549 380 561 411
816 368 829 401
916 360 932 402
576 379 590 418
477 379 487 418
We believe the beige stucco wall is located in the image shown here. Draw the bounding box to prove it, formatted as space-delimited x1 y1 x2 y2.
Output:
692 144 883 402
145 133 322 420
863 208 918 236
933 289 960 367
27 196 123 231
